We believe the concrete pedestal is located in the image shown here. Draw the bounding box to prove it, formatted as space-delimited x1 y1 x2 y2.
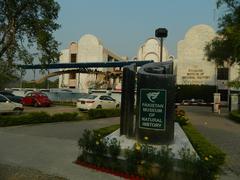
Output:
105 123 197 160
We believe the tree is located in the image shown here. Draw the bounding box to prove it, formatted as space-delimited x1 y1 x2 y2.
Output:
205 0 240 65
0 0 60 88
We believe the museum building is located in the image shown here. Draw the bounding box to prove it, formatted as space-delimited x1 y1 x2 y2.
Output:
59 24 239 101
59 34 127 90
175 24 239 101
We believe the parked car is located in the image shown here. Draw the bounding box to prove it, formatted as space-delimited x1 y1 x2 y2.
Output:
21 92 52 107
77 94 120 110
0 91 23 103
0 94 24 114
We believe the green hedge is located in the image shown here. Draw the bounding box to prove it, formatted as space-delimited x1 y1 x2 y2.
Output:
0 112 82 127
88 109 120 119
182 123 226 177
229 110 240 123
94 124 120 136
0 108 120 127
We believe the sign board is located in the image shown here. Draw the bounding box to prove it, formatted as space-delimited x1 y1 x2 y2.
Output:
177 63 215 85
139 89 166 130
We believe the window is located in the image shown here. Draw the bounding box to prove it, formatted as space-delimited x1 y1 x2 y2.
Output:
105 96 115 101
71 54 77 63
0 95 7 102
217 68 229 80
99 96 107 100
218 89 228 101
0 91 13 96
26 93 32 97
69 73 76 79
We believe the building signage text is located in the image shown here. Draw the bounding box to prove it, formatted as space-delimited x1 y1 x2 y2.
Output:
139 89 166 130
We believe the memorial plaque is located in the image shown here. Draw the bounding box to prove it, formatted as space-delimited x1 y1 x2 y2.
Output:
139 89 166 130
136 61 175 144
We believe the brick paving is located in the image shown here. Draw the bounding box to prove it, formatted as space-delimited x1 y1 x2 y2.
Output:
181 106 240 179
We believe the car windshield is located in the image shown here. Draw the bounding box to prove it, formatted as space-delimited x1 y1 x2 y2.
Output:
81 94 97 99
0 92 13 96
0 95 8 102
38 93 47 97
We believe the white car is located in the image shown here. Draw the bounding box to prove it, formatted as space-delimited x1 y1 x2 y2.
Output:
77 94 120 110
0 94 24 114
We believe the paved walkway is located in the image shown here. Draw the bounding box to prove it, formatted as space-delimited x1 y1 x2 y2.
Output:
0 117 121 180
182 106 240 180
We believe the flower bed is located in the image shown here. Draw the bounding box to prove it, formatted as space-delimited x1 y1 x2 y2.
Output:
77 130 217 179
76 109 225 180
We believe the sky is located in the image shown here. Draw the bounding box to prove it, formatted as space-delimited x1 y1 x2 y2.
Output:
54 0 219 58
25 0 220 81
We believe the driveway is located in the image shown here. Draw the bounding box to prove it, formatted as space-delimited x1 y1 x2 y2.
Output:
0 117 121 180
1 106 239 179
181 106 240 179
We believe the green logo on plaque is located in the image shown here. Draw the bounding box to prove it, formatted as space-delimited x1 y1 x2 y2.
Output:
139 89 166 130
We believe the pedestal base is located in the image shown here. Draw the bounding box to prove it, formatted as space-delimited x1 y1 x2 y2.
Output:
105 123 197 159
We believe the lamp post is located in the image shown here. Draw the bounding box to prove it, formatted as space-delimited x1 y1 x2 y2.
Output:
155 28 168 62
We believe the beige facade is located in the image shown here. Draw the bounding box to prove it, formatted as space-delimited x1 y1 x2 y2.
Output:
176 24 240 92
137 37 169 62
59 34 126 90
174 24 240 102
59 25 240 95
176 24 216 85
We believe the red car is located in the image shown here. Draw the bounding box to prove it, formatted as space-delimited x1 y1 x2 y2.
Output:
21 92 52 107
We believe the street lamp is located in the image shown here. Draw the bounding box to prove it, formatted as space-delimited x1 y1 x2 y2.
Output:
155 28 168 62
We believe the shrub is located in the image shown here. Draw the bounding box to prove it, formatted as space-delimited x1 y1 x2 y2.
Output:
108 138 121 159
77 126 224 180
178 148 207 180
175 108 189 126
156 146 175 179
88 109 120 119
182 124 226 179
94 124 120 137
78 129 108 166
26 112 51 123
78 129 92 152
0 112 82 127
125 143 142 173
51 112 79 122
229 110 240 123
107 137 121 171
0 112 51 126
